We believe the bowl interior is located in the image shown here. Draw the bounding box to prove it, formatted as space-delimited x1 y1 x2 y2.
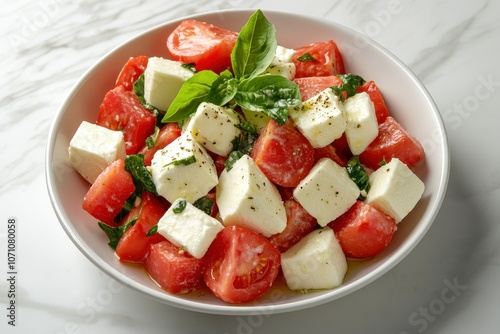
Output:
46 9 449 315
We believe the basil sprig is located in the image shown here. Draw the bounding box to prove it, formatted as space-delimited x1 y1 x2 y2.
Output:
331 74 366 101
162 9 301 125
346 155 371 199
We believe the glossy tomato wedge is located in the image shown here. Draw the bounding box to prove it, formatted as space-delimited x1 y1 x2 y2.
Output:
292 40 345 78
250 119 314 187
145 240 205 294
166 19 238 73
357 80 390 124
114 55 149 91
97 85 157 155
203 226 281 304
328 201 397 259
82 159 135 224
360 116 425 170
115 191 167 263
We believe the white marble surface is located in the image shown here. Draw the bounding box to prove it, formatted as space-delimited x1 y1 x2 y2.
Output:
1 0 500 333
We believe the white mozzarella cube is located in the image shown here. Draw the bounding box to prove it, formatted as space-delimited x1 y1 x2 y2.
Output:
344 92 379 155
157 198 224 259
281 227 347 291
262 46 297 80
293 158 360 226
186 102 242 156
216 155 286 237
150 132 218 204
68 121 126 184
143 57 194 111
365 158 425 223
289 88 346 148
241 109 271 133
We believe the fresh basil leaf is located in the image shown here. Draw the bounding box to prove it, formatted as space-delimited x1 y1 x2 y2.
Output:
181 63 197 73
162 70 219 122
164 155 196 167
346 155 371 199
193 196 214 215
207 70 238 106
173 199 187 213
146 224 158 237
225 151 245 171
146 126 160 149
235 75 301 125
124 154 157 195
133 74 161 111
98 216 137 250
297 52 316 62
331 73 366 101
231 9 277 80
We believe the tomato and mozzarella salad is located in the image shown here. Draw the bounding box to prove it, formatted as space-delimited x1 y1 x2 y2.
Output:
68 10 425 304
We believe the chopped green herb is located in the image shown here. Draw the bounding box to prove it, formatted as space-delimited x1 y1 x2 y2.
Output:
346 155 371 199
146 224 158 237
181 63 197 73
173 199 187 213
164 155 196 168
146 126 160 149
378 157 388 167
330 73 366 101
98 215 138 250
297 52 316 62
193 196 214 215
225 150 245 171
125 154 157 195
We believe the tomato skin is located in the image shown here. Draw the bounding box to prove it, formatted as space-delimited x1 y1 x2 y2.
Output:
294 75 343 101
145 240 205 294
269 199 318 252
359 116 425 170
328 201 397 259
115 192 167 263
166 20 238 73
314 143 348 167
97 85 157 155
250 120 314 187
203 226 281 304
114 55 149 91
139 122 182 166
82 159 135 224
357 80 390 124
292 40 345 78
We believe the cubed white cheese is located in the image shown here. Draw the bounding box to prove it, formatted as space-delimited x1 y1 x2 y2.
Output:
289 88 346 148
157 198 224 259
293 158 360 226
365 158 425 223
262 46 297 80
68 121 126 184
216 155 286 237
143 57 194 111
186 102 242 156
281 227 347 291
343 92 379 155
150 132 218 204
241 108 271 133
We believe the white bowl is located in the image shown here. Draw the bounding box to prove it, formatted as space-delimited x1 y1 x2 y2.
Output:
45 9 449 315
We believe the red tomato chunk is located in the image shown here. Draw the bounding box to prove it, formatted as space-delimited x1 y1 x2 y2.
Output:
114 55 149 91
97 85 156 155
145 240 205 294
82 159 135 224
294 75 343 101
250 119 314 188
167 19 238 74
292 40 345 78
115 192 167 263
203 226 281 304
139 122 182 166
360 116 425 170
357 80 390 124
329 200 397 259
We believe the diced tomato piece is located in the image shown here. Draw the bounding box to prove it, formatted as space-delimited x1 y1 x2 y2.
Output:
115 192 167 263
331 133 352 160
292 40 345 78
203 226 281 303
166 20 238 73
359 116 425 170
97 85 157 155
140 122 182 166
269 199 318 252
250 120 314 187
145 240 205 294
328 201 397 259
213 154 227 177
357 80 390 124
277 186 294 202
294 75 343 101
114 55 149 91
82 159 135 224
314 143 348 167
